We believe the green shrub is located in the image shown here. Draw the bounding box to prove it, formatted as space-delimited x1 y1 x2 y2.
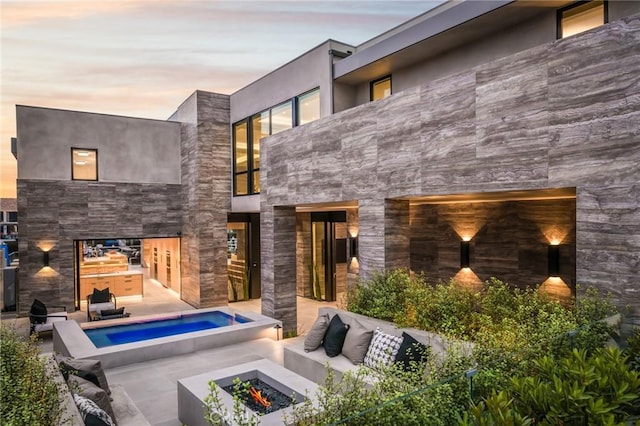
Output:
346 269 414 322
463 348 640 425
624 327 640 372
0 324 68 425
287 348 475 425
346 269 620 402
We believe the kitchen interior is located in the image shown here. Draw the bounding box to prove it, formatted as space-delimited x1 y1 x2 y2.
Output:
76 237 181 308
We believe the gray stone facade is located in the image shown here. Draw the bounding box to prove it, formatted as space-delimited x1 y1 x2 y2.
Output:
172 91 231 308
261 16 640 331
16 180 182 315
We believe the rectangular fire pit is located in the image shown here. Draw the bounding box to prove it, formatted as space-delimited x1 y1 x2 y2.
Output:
178 359 319 426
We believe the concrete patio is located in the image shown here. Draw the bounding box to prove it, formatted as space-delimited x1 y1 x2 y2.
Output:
0 268 337 425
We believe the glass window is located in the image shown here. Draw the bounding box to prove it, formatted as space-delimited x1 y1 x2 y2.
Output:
559 1 605 39
297 88 320 125
235 172 248 196
71 148 97 181
271 101 293 134
8 212 17 222
234 122 248 173
371 76 391 101
251 112 268 170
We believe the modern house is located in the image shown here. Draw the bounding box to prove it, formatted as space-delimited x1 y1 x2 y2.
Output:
13 0 640 334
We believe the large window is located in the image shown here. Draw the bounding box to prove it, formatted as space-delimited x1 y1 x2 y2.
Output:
296 88 320 125
371 76 391 101
558 1 606 39
71 148 97 181
271 101 293 135
233 122 249 195
233 88 319 196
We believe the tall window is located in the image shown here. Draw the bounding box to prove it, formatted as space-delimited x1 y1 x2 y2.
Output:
296 88 320 125
271 101 293 135
558 1 606 39
371 76 391 101
251 111 269 194
233 88 320 196
233 122 249 195
71 148 97 181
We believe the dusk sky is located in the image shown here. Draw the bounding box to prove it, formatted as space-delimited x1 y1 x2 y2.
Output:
0 0 443 198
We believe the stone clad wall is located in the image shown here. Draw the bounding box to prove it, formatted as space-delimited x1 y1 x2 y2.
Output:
175 91 231 308
261 15 640 329
17 180 182 314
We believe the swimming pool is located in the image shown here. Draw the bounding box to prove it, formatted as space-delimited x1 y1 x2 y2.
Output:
53 307 282 368
85 311 253 348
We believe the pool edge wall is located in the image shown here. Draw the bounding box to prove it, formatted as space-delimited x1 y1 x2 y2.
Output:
53 309 282 368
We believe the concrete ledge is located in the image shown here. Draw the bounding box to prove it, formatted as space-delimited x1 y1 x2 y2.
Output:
178 359 319 426
54 307 281 368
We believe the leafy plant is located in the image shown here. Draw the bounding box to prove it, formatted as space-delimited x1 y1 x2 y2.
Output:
287 347 474 425
204 377 260 426
0 324 69 425
463 348 640 425
624 327 640 371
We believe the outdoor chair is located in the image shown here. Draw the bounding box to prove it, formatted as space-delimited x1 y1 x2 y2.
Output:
29 299 68 335
87 288 117 321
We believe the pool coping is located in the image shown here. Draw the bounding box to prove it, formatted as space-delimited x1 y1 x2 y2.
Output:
53 307 282 368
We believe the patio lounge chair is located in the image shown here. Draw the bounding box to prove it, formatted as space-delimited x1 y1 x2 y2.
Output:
87 288 117 321
29 299 68 334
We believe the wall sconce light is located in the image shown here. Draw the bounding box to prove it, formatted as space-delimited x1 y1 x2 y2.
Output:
273 323 282 341
460 241 470 269
348 237 358 259
548 245 560 277
43 251 50 267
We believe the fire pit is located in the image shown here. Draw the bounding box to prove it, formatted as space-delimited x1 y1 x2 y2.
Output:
222 377 295 414
178 359 320 426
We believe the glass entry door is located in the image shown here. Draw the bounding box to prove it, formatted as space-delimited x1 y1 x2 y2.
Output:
310 212 347 302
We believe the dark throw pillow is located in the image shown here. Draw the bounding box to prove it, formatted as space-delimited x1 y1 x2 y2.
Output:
395 332 430 372
322 314 350 358
58 357 111 395
91 288 111 304
68 375 116 424
30 299 48 324
99 307 125 317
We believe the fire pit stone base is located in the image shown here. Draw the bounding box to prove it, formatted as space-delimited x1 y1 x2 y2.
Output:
178 359 320 426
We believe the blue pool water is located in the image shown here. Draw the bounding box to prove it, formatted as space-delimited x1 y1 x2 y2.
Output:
85 311 252 348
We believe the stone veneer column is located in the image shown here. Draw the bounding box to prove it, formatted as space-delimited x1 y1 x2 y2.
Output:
296 213 312 297
261 206 297 335
177 91 230 308
358 199 410 281
385 199 411 270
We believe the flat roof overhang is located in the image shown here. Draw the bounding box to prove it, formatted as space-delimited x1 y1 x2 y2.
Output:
334 0 571 85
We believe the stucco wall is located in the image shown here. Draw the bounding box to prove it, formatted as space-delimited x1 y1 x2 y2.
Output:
261 15 640 329
230 40 353 123
16 106 181 184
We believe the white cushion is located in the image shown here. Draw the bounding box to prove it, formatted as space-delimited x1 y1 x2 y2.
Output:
33 315 67 333
363 328 403 369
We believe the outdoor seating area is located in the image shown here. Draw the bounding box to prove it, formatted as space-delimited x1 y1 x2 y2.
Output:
87 287 130 321
29 299 68 335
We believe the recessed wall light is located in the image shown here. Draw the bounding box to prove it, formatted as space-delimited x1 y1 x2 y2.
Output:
74 161 86 165
76 152 90 157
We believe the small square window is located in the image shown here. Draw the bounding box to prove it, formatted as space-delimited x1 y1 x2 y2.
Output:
558 1 606 39
371 76 391 101
71 148 98 181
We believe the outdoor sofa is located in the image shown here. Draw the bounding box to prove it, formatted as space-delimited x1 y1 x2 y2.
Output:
283 307 473 385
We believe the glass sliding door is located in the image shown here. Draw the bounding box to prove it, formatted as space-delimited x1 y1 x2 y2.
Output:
310 211 347 302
